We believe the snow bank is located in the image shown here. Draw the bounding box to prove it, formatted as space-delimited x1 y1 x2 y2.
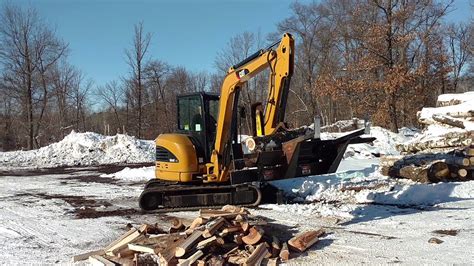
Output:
0 131 155 169
271 165 474 210
100 166 155 182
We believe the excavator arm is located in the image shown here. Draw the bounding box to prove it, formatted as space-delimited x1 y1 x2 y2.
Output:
205 33 294 183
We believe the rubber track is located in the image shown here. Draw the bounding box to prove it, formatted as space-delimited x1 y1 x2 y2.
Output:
139 180 262 212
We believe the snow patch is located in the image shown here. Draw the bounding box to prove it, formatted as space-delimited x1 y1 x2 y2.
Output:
356 180 474 206
0 131 155 169
101 166 155 182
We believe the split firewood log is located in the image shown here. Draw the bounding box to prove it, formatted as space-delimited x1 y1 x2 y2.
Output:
107 230 147 256
177 250 204 266
240 221 250 232
279 242 290 262
242 226 264 245
158 237 185 266
196 236 217 249
244 243 270 266
104 224 148 256
271 236 281 258
228 254 248 265
221 205 248 214
288 229 325 252
117 248 135 259
88 255 115 266
203 217 225 238
105 255 134 266
170 218 185 233
127 243 156 254
219 225 242 237
72 250 105 262
189 217 208 231
175 230 203 257
262 258 278 266
200 209 241 219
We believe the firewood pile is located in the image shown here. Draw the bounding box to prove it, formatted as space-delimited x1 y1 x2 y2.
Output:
397 92 473 154
381 145 474 183
72 205 325 265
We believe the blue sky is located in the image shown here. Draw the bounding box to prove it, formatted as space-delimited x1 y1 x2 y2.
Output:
2 0 472 87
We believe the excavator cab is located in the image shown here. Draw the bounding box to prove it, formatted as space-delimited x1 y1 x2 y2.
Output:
154 92 219 184
176 92 219 162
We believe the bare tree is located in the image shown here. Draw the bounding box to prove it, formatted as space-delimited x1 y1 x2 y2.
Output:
97 80 124 128
144 60 172 132
446 22 472 91
214 31 268 133
0 4 67 149
125 22 151 138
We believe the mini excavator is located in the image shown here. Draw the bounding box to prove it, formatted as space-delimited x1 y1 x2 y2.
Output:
139 33 374 211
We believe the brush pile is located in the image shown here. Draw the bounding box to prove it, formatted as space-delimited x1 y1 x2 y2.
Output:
73 205 325 265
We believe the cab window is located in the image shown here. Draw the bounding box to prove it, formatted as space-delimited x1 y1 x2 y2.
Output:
208 98 219 126
178 96 202 131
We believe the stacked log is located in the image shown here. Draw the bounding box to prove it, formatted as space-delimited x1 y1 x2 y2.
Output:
381 145 473 182
73 205 325 265
397 92 473 154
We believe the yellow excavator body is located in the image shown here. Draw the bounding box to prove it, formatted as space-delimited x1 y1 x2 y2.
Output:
155 133 204 182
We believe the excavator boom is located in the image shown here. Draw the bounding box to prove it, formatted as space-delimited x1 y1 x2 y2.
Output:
206 33 294 183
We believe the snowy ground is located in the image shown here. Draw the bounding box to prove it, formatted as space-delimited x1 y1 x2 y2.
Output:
0 160 472 265
0 104 472 265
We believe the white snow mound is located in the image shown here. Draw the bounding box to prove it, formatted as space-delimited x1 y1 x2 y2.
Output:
0 131 154 169
101 166 155 182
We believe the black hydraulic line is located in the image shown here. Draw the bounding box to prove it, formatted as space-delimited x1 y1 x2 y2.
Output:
232 50 264 70
231 39 282 70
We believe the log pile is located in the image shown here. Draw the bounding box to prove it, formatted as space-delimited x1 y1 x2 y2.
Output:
73 205 325 265
397 92 473 154
381 145 474 182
